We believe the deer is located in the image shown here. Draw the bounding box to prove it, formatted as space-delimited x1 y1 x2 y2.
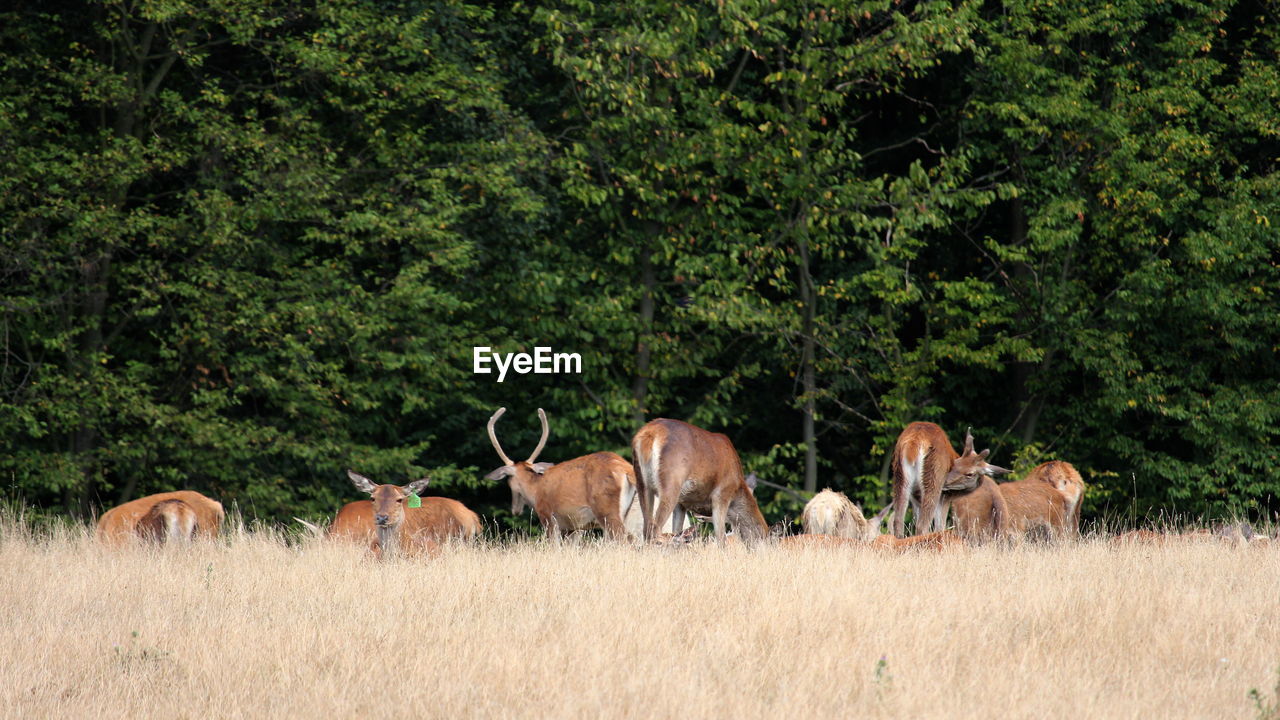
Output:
96 491 225 546
1023 461 1086 534
890 422 1010 537
136 499 198 544
784 499 962 552
802 489 893 541
483 407 643 543
631 418 769 547
952 476 1070 541
947 476 1010 541
338 470 482 558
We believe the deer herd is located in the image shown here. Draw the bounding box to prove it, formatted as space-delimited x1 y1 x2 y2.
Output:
94 412 1271 554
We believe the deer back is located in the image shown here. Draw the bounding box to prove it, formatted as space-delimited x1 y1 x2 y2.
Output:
993 480 1068 537
891 422 960 496
96 491 225 545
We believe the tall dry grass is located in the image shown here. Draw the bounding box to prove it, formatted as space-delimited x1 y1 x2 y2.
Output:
2 513 1278 719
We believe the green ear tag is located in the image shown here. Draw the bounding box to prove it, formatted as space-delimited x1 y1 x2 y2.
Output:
407 493 422 508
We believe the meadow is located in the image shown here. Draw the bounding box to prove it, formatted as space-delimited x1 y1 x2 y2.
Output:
2 516 1278 720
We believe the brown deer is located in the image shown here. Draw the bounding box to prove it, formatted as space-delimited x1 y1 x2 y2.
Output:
96 491 225 545
952 477 1070 541
802 490 893 541
948 476 1010 541
1023 461 1086 534
890 423 1010 537
485 407 636 542
136 499 198 543
631 418 768 547
340 470 482 558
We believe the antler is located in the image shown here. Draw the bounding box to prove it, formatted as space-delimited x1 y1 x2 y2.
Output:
526 408 550 463
487 407 514 466
962 426 975 455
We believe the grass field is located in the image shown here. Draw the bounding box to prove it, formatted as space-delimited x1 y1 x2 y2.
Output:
2 516 1278 719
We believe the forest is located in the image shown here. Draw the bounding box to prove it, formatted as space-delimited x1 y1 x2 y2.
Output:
2 0 1277 529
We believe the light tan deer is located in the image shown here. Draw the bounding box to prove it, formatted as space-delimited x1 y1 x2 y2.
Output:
485 407 636 542
802 489 893 541
96 491 225 545
632 418 768 547
890 423 1010 537
339 470 481 558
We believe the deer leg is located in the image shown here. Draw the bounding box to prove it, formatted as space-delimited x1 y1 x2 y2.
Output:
601 511 626 542
637 486 656 542
936 496 952 533
651 492 681 546
916 493 938 536
711 497 729 546
670 505 684 535
543 515 562 546
892 482 910 538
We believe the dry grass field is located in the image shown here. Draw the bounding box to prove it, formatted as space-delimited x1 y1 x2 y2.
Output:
2 514 1279 720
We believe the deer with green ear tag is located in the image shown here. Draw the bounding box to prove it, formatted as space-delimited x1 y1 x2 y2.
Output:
335 470 481 558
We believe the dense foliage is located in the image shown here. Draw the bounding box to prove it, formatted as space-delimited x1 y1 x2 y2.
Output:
3 0 1277 528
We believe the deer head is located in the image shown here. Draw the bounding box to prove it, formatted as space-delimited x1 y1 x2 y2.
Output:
348 470 430 530
942 428 1010 492
484 407 555 514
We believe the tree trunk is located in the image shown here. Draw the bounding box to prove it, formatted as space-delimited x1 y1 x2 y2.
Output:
798 235 818 493
631 236 656 428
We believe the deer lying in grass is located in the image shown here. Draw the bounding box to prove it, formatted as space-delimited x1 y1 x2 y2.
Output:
890 423 1009 537
96 491 225 545
330 471 481 558
779 529 965 553
485 407 639 542
632 418 769 547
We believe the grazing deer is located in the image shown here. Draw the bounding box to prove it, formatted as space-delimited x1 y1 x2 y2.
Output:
484 407 640 542
890 423 1010 537
1023 461 1086 534
341 470 481 558
802 490 893 541
631 418 768 547
96 491 225 545
952 477 1071 541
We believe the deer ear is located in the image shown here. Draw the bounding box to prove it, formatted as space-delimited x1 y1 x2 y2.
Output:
347 470 378 494
403 477 430 496
485 466 513 481
744 472 759 491
530 462 555 474
985 463 1011 476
